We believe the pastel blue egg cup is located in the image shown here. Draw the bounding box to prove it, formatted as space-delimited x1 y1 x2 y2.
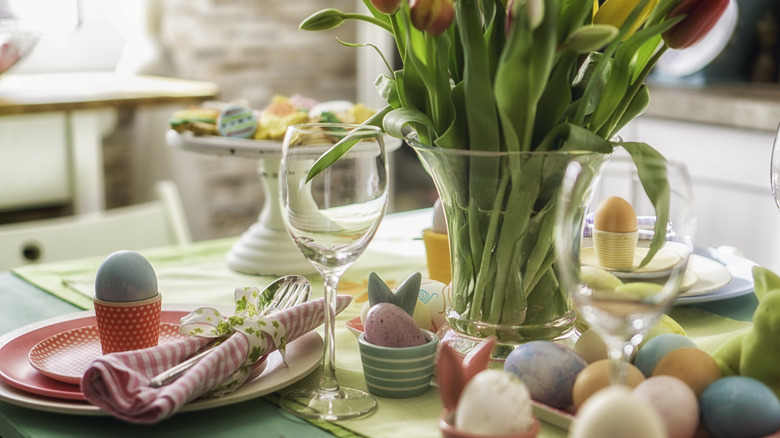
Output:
358 330 439 398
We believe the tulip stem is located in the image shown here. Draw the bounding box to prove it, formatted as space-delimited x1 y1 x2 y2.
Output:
344 12 394 32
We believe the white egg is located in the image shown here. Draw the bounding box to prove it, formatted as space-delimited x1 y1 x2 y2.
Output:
455 369 535 435
633 376 699 438
432 198 447 233
569 386 666 438
419 278 449 330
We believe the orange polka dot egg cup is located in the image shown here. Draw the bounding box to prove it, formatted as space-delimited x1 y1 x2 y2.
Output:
93 294 162 354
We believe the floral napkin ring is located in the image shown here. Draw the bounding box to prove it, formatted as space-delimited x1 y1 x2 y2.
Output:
179 286 289 367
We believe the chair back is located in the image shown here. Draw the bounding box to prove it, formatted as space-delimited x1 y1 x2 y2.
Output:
0 180 192 270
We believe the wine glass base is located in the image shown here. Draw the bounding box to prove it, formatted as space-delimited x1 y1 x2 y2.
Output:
280 387 377 421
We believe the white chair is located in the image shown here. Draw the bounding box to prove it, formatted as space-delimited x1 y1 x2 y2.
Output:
0 180 192 270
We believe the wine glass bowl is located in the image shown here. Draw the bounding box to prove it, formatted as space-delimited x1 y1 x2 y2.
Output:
279 123 388 420
555 154 696 384
770 122 780 211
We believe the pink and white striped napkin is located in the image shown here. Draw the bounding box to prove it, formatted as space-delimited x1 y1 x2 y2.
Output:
81 295 352 424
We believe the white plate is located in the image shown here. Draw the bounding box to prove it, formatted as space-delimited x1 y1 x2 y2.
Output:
675 248 756 305
166 129 404 160
0 305 323 415
166 130 284 159
677 254 732 298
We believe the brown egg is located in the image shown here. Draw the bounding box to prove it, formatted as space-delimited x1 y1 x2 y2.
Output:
572 359 646 411
652 347 721 396
593 196 638 233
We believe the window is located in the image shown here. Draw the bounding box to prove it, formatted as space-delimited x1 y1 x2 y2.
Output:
4 0 80 34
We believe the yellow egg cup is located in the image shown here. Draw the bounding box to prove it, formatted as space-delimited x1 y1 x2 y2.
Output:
423 228 451 285
592 229 639 270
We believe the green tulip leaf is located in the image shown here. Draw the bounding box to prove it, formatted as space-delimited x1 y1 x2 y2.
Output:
620 141 670 267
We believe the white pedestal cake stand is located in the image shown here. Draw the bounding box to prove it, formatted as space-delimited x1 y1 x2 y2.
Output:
166 129 401 276
166 129 316 275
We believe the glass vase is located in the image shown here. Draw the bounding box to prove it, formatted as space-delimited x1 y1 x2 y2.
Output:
408 137 608 361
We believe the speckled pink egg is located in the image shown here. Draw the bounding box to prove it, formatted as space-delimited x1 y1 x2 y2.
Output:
363 302 426 347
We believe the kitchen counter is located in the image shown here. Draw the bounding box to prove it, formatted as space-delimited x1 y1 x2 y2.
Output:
645 82 780 133
0 72 218 115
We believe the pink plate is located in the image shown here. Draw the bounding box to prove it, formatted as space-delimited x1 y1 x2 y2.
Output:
0 310 187 401
28 322 188 385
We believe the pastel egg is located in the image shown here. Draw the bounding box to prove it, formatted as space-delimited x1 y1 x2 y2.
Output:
700 376 780 438
363 302 426 348
94 250 158 302
217 104 257 138
572 359 645 410
411 299 431 331
594 196 638 233
504 341 587 409
652 347 720 396
455 369 535 435
633 376 699 438
570 387 666 438
418 278 449 331
574 329 608 364
360 298 431 331
633 333 698 377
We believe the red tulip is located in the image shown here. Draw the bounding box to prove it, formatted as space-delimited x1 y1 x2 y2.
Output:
662 0 729 49
370 0 401 15
410 0 455 35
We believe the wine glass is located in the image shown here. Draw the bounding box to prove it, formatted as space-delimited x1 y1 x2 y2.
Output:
555 154 696 385
278 123 388 420
770 122 780 211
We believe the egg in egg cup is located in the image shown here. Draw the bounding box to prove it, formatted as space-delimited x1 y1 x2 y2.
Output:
592 196 638 270
92 250 163 354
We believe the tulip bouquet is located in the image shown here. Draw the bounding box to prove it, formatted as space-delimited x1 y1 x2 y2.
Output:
300 0 728 345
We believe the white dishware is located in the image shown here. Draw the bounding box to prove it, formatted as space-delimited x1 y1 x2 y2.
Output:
278 123 388 420
555 156 696 385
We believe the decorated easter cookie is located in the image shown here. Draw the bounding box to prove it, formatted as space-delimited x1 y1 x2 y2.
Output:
217 104 258 138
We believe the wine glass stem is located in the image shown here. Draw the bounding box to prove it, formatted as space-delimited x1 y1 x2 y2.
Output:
318 268 344 393
606 337 633 385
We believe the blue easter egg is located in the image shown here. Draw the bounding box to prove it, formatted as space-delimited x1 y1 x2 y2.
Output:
95 250 158 302
633 334 697 377
700 376 780 438
504 341 586 409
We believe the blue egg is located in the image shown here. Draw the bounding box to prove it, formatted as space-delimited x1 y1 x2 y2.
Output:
504 341 586 409
95 250 158 302
700 376 780 438
633 334 697 377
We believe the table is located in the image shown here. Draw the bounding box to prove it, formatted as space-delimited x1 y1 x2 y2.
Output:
0 72 219 214
0 209 759 438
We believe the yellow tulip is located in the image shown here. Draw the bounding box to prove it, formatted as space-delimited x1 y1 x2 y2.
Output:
593 0 659 38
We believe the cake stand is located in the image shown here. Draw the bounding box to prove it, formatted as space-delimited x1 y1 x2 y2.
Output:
166 129 401 276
